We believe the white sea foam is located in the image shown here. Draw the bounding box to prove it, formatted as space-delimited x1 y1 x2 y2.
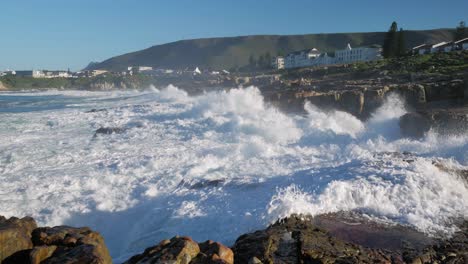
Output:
0 86 467 262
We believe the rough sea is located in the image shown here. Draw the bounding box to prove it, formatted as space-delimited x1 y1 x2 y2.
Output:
1 86 467 262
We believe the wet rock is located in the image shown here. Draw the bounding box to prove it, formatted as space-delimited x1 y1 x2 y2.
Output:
125 236 200 264
31 226 112 264
0 216 37 262
400 107 468 138
94 126 126 135
232 215 393 264
399 112 432 138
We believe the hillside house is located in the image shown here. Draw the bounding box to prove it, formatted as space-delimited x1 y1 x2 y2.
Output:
285 48 320 68
430 42 448 53
271 56 285 69
454 38 468 50
335 44 382 64
411 44 432 55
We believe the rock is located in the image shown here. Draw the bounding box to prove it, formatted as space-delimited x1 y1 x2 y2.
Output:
232 215 392 264
125 236 200 264
193 240 234 264
399 112 432 138
94 127 126 135
400 107 468 138
0 216 37 262
29 245 57 264
31 226 112 264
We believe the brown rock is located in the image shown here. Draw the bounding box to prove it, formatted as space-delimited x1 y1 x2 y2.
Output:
29 245 57 264
0 216 37 262
31 226 112 264
233 215 393 264
193 240 234 264
125 236 200 264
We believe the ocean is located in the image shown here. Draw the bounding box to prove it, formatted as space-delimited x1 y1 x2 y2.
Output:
0 86 467 262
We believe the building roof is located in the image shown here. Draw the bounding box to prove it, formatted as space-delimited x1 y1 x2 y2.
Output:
455 37 468 44
432 42 448 48
412 44 431 50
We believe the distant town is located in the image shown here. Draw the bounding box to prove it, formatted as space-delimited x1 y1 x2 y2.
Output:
2 38 467 81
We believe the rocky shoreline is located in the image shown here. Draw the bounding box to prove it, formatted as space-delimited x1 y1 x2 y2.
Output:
1 214 466 264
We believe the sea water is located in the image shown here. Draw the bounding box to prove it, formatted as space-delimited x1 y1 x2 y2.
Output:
0 86 467 262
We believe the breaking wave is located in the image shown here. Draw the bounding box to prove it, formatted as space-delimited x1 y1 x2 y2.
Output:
0 86 467 261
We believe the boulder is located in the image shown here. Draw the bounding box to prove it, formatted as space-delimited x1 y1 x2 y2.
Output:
193 240 234 264
94 127 126 135
399 112 432 138
125 236 200 264
0 216 37 262
31 226 112 264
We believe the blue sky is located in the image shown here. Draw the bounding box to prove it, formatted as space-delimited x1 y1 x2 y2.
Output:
1 0 467 70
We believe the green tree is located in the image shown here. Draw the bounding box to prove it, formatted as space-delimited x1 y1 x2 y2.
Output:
454 21 468 41
383 21 399 58
258 55 265 69
397 28 406 56
248 54 256 68
264 52 272 68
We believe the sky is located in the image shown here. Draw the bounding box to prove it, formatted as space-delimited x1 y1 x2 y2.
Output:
1 0 467 71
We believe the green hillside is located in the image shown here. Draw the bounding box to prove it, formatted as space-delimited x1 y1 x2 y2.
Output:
87 29 454 71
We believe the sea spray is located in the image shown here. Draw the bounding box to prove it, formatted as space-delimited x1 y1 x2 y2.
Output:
0 86 467 261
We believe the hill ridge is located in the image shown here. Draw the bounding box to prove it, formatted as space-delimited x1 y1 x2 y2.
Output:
86 28 454 71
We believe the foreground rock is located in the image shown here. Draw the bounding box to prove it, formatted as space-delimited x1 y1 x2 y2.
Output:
233 215 395 264
125 236 234 264
0 215 111 264
0 216 37 262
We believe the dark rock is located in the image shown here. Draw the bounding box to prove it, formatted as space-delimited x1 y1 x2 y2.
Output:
399 112 432 138
400 107 468 138
0 216 37 262
94 127 126 136
125 236 200 264
232 215 393 264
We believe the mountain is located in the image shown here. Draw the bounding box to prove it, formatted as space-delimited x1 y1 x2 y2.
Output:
86 29 454 71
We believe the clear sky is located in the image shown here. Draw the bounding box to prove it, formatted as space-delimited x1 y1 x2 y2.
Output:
1 0 467 71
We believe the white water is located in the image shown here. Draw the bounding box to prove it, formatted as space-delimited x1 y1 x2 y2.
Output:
0 86 467 261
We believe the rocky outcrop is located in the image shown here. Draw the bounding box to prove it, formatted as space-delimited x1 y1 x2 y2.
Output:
232 215 394 264
125 236 234 264
0 216 111 264
0 216 37 262
400 107 468 138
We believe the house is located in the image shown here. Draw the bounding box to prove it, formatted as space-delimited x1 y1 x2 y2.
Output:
285 48 320 68
138 66 152 72
454 38 468 50
335 44 382 64
271 56 285 69
430 42 448 53
411 44 432 55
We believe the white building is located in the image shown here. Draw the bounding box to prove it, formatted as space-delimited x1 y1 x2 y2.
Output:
285 48 321 68
138 66 153 72
411 44 432 55
335 44 382 64
271 56 285 69
454 38 468 50
430 42 448 53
